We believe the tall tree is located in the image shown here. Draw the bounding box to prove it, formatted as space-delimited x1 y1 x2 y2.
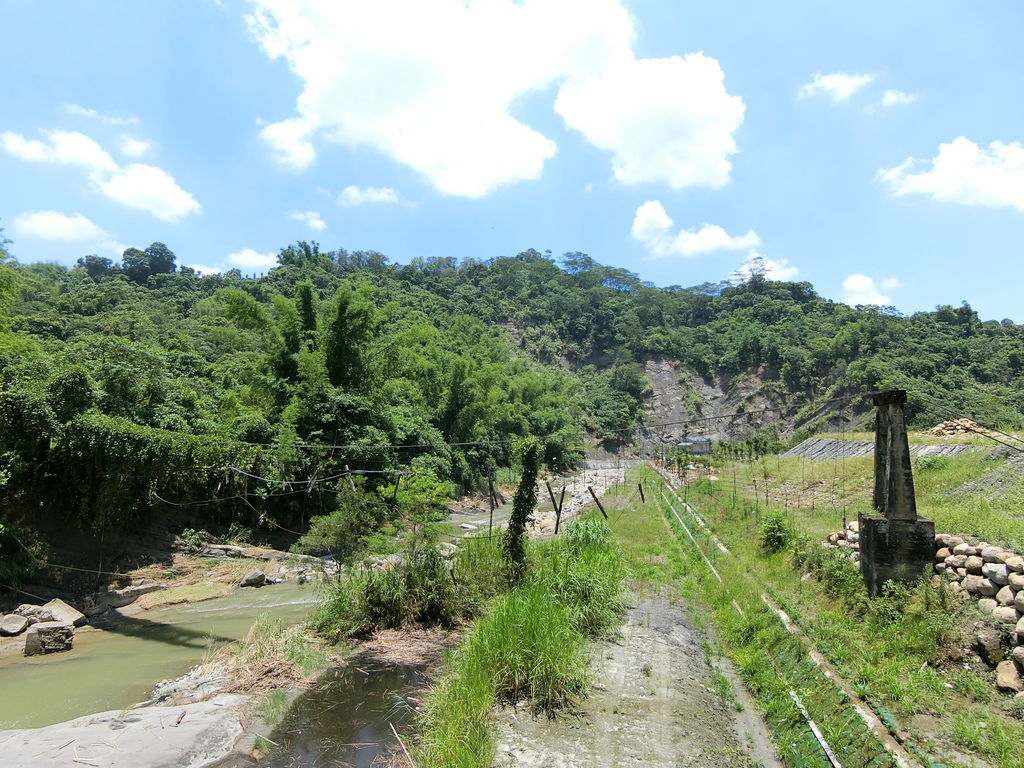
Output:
503 437 542 577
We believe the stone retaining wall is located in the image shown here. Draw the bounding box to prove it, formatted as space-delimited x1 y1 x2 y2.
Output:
824 523 1024 692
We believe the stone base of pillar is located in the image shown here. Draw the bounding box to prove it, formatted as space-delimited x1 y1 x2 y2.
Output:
858 513 936 597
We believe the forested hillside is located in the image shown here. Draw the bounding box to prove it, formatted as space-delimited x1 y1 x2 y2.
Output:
2 233 1023 579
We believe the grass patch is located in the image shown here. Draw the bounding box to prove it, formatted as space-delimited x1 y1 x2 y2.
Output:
259 688 288 723
416 518 626 768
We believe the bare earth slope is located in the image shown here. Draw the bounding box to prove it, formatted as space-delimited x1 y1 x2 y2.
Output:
493 590 781 768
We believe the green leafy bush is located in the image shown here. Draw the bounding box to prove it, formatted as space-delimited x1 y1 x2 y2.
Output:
758 508 792 554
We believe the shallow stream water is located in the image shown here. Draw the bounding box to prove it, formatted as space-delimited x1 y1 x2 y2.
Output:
0 580 316 730
257 656 425 768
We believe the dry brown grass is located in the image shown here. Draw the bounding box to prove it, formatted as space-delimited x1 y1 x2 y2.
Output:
362 628 458 667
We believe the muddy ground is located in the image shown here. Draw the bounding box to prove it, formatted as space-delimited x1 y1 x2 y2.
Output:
493 589 780 768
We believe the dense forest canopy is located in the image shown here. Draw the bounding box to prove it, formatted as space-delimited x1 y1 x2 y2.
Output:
2 231 1023 552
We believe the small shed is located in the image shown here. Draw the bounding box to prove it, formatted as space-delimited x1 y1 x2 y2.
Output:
677 436 712 455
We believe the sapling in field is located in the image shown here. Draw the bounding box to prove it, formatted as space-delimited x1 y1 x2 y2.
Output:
503 437 542 579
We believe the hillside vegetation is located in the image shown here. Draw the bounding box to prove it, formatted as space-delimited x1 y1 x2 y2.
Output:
2 234 1023 581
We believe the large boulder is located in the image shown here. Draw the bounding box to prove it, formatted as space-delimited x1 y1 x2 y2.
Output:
1005 555 1024 573
982 563 1010 585
0 614 29 636
42 598 86 627
996 660 1023 693
1016 590 1024 613
995 586 1016 606
965 556 985 574
993 607 1021 625
1010 572 1024 589
13 604 55 625
1012 645 1024 671
23 621 74 655
963 575 998 596
981 546 1005 563
239 570 266 588
973 624 1003 666
85 583 167 617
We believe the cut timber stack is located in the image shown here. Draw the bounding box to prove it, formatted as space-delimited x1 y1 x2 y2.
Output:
824 523 1024 693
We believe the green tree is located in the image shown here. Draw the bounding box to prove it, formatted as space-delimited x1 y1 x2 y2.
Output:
121 242 177 283
503 437 542 576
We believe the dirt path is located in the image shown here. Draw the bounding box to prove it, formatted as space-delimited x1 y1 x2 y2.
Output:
493 589 781 768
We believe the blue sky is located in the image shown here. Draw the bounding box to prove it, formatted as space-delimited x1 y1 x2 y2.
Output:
1 0 1022 319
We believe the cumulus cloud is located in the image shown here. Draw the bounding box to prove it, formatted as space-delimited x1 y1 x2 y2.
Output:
556 53 744 189
879 89 918 107
12 210 108 241
338 185 399 207
119 135 153 158
186 263 223 275
842 274 899 305
1 129 201 222
631 200 759 258
290 210 327 230
876 137 1024 212
730 252 798 283
799 72 875 103
64 103 139 126
1 129 117 172
245 0 744 196
99 164 201 222
226 248 278 272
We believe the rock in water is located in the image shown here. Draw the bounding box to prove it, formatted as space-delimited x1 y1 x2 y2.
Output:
240 570 266 588
42 598 87 627
24 621 74 656
0 614 29 636
996 660 1023 692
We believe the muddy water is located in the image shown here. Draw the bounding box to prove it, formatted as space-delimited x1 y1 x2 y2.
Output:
0 581 317 730
258 656 424 768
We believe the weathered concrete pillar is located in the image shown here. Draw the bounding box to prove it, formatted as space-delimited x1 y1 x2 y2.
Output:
860 389 935 596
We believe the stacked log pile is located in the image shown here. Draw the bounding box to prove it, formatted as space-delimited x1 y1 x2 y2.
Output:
825 523 1024 693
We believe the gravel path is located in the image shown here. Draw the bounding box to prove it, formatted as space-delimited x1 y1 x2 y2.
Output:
493 589 781 768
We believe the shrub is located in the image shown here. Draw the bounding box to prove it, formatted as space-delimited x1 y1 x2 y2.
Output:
758 508 792 554
312 546 461 638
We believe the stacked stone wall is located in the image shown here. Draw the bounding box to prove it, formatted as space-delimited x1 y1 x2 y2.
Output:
824 523 1024 692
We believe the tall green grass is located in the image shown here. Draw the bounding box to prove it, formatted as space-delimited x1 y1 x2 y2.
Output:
417 518 626 768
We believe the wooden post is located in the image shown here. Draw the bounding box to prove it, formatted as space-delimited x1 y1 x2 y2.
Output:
344 465 356 492
587 486 608 519
487 476 495 535
638 482 646 504
556 487 566 534
545 480 561 533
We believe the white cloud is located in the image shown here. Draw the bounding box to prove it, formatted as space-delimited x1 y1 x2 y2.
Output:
632 200 760 258
799 72 875 103
64 103 139 126
186 263 223 275
338 185 399 207
842 274 899 305
879 89 917 107
730 252 798 283
876 137 1024 212
99 164 202 222
1 129 201 222
1 129 117 172
226 248 278 272
12 210 108 241
246 0 744 196
119 135 153 158
290 210 327 230
556 53 744 189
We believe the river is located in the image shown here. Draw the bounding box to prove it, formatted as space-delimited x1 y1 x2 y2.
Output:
0 580 317 730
